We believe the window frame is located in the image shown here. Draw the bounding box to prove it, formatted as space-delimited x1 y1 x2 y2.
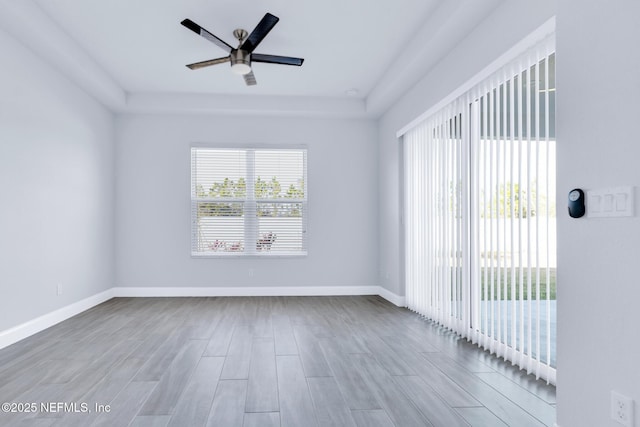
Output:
190 144 308 258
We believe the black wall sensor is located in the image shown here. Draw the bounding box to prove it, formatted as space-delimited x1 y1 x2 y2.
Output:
568 189 585 218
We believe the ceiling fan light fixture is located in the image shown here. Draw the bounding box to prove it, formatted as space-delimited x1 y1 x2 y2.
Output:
231 62 251 75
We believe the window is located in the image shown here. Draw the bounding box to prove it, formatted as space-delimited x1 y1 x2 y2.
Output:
402 34 556 383
191 147 307 256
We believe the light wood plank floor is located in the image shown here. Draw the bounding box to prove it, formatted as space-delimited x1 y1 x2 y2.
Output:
0 296 556 426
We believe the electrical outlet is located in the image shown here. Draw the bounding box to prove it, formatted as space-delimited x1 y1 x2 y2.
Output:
248 268 254 277
611 391 634 426
56 284 62 296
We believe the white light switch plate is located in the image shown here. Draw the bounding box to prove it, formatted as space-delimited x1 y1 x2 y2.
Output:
587 186 634 218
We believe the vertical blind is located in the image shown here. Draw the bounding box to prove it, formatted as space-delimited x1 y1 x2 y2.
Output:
191 147 307 256
403 35 556 383
404 105 467 332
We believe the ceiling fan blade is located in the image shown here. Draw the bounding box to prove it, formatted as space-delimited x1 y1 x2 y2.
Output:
251 53 304 66
186 56 230 70
243 70 257 86
181 19 233 53
240 13 279 53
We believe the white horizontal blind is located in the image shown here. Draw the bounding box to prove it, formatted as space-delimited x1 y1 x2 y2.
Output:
192 149 247 253
191 147 307 256
403 35 556 384
254 150 307 253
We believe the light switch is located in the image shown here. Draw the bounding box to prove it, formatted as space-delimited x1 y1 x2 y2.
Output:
587 186 634 218
604 194 614 212
590 195 602 213
616 193 627 212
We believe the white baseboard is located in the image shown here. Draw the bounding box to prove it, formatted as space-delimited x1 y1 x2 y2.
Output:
112 285 380 298
112 285 406 307
0 285 406 350
0 288 114 350
377 287 407 307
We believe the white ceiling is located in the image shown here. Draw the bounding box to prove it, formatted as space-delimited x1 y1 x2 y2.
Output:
2 0 503 116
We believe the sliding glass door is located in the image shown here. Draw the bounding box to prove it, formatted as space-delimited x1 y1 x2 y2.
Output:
403 36 556 383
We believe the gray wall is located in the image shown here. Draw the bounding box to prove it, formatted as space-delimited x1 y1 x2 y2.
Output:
556 1 640 426
0 28 115 331
115 114 378 288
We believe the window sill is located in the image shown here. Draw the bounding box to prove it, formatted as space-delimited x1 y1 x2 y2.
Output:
191 251 307 259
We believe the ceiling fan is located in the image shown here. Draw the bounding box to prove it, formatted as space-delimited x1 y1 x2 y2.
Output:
181 13 304 86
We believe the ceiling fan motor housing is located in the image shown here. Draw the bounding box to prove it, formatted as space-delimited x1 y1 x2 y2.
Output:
230 49 251 74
